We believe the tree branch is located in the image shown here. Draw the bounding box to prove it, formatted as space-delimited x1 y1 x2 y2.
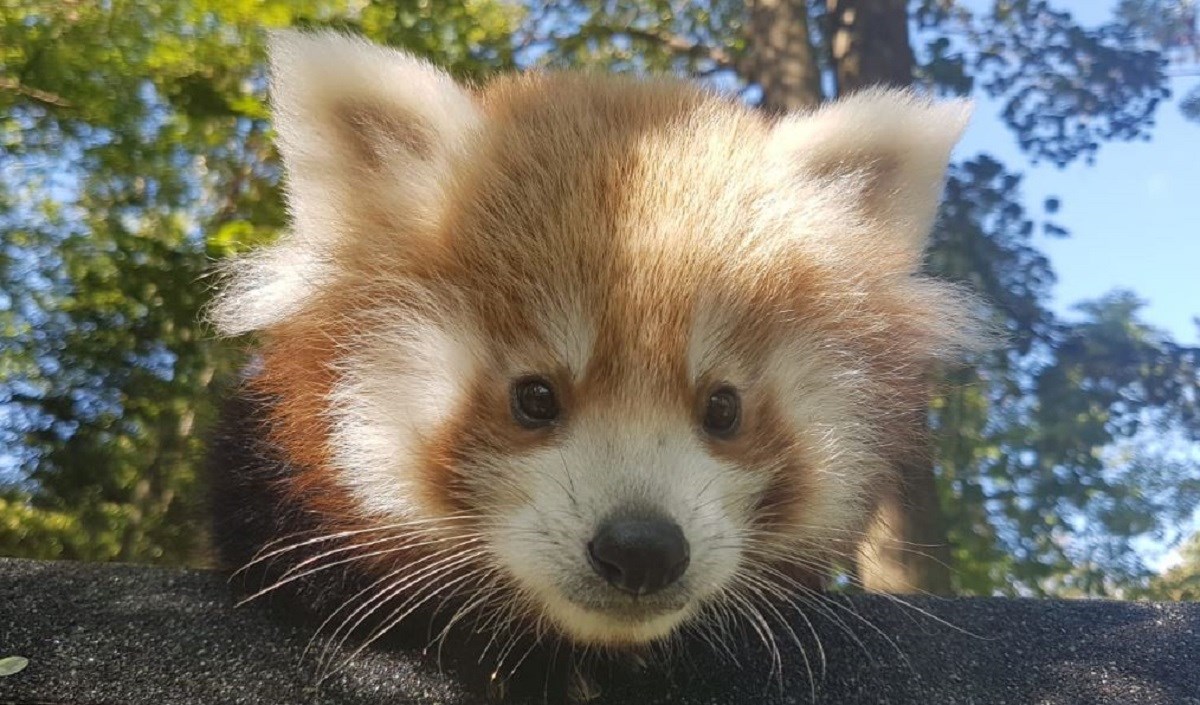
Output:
544 22 735 69
617 26 736 67
0 76 73 109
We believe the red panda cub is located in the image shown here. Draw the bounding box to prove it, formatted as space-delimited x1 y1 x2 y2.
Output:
208 29 982 699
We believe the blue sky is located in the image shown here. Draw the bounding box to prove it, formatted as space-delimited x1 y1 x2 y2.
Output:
954 0 1199 345
947 1 1200 573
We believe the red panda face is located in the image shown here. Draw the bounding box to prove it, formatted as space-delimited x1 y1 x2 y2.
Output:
211 31 983 649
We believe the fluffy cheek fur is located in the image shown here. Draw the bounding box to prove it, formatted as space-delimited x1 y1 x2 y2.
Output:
327 312 486 519
759 342 893 547
327 331 748 645
324 304 892 648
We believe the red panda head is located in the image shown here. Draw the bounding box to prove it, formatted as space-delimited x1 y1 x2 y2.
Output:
211 30 983 648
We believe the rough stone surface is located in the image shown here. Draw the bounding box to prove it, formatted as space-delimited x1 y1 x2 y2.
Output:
2 557 1199 704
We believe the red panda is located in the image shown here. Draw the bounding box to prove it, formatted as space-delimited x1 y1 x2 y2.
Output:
206 28 984 698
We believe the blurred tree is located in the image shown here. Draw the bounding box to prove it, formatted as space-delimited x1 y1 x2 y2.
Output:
1114 0 1200 122
1144 532 1200 600
0 0 519 564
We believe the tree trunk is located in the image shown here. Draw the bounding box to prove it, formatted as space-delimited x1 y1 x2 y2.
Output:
745 0 823 112
826 0 915 94
826 0 950 594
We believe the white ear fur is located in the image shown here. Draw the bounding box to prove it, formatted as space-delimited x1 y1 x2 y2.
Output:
770 88 972 261
209 30 481 336
266 29 481 218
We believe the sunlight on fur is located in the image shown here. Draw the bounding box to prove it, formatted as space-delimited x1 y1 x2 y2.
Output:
207 27 989 697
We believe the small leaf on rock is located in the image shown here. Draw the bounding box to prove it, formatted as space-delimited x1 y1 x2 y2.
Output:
0 656 29 676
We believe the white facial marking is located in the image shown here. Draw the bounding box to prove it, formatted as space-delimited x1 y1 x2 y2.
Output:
763 338 889 535
329 315 481 518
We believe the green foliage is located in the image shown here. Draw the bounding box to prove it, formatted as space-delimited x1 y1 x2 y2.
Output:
973 1 1170 166
1144 532 1200 600
918 154 1200 596
518 1 744 78
0 0 519 565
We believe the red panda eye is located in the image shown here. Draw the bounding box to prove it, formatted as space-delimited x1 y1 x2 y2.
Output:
703 386 740 438
511 376 560 428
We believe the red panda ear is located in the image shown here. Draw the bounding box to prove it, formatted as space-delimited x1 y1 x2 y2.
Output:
266 29 481 231
209 31 480 336
769 88 971 270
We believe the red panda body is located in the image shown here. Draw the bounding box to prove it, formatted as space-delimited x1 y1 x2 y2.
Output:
207 29 984 698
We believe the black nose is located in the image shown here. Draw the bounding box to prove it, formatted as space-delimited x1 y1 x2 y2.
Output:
587 515 690 596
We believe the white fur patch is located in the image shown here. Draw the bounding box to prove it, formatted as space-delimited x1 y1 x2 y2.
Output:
329 315 482 518
207 240 332 337
765 337 889 534
690 300 888 548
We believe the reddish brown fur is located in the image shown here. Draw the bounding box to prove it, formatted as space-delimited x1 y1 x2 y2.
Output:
211 32 984 671
251 71 957 575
